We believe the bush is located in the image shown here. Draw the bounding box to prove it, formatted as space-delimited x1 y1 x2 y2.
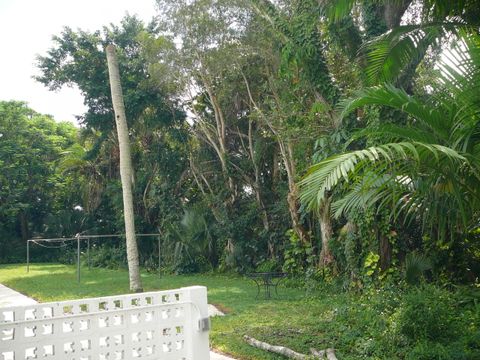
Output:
406 341 467 360
464 331 480 359
57 247 76 265
173 254 210 274
86 244 127 269
404 252 431 285
398 285 459 343
282 229 314 275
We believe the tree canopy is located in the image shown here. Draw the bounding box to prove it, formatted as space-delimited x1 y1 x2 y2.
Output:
0 101 79 261
2 0 479 284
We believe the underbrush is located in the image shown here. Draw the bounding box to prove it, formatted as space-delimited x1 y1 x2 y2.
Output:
396 285 480 360
330 283 480 359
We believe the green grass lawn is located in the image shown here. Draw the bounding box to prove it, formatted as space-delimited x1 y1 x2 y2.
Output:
2 263 475 359
0 264 357 359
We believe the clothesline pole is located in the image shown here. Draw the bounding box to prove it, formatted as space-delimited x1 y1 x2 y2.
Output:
26 240 30 273
77 234 81 283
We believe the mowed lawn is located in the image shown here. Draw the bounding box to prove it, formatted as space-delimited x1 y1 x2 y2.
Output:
0 264 390 359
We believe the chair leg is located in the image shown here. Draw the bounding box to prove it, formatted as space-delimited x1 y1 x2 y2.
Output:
253 279 261 300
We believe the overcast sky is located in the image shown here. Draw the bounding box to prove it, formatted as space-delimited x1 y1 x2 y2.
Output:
0 0 157 125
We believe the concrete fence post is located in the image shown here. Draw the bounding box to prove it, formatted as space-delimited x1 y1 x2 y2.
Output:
183 286 211 360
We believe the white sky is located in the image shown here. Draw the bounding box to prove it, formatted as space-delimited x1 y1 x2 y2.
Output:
0 0 157 125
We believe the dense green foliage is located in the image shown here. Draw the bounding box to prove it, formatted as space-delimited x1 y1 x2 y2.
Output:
3 1 480 357
2 0 478 284
300 2 480 283
0 101 79 262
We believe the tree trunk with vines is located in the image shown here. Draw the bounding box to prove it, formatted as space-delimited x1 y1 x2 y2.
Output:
319 197 334 266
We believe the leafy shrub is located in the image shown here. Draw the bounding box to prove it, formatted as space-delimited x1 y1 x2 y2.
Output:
464 331 480 358
405 341 467 360
398 285 459 343
404 252 431 285
282 229 314 275
86 244 127 269
57 247 76 265
465 333 480 359
173 249 209 274
364 251 380 277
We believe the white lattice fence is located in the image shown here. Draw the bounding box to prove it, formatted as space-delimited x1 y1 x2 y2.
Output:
0 286 210 360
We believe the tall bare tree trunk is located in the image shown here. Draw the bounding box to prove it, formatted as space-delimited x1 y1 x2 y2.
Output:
197 69 236 204
242 72 308 243
281 140 309 243
106 44 143 293
248 120 270 232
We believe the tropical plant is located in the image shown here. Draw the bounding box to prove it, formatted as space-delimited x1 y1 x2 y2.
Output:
300 31 480 249
405 252 432 285
323 0 480 89
160 206 216 274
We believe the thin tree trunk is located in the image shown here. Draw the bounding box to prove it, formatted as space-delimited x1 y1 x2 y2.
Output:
319 197 334 266
242 72 308 243
199 70 236 203
106 44 143 293
281 139 309 243
384 0 412 29
272 148 280 185
379 233 392 271
248 120 270 232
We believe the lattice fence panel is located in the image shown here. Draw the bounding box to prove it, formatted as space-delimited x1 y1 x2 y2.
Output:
0 286 210 360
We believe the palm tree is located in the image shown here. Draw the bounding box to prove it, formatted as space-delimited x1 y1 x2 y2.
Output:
59 130 107 214
300 31 480 242
324 0 479 88
106 44 143 292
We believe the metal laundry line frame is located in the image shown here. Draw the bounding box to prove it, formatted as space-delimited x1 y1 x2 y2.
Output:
26 233 162 283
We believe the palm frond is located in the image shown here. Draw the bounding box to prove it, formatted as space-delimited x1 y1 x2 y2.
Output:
338 84 451 140
422 0 479 20
321 0 356 22
331 172 403 218
435 32 480 151
405 252 432 285
299 141 466 211
361 21 470 85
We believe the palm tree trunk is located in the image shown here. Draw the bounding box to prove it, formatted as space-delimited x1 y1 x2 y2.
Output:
384 0 412 29
106 44 143 292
